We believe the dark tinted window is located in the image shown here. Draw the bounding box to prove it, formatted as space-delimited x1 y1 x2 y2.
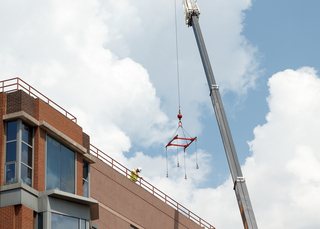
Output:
6 142 16 162
7 121 17 141
22 123 33 145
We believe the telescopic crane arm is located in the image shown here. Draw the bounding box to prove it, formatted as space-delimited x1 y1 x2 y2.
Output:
181 1 258 229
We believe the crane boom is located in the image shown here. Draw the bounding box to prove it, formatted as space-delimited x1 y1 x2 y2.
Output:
181 1 258 229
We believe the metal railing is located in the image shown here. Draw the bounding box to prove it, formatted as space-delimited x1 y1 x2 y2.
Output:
0 77 214 228
90 144 215 229
0 77 77 123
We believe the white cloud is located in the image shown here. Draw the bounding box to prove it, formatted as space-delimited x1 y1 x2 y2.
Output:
133 67 320 229
244 67 320 229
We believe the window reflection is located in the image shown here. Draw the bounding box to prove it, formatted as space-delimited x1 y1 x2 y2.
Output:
4 120 33 186
46 136 75 193
51 213 87 229
7 121 17 141
21 164 32 186
21 143 32 166
6 142 17 162
22 123 33 145
51 213 78 229
6 164 15 183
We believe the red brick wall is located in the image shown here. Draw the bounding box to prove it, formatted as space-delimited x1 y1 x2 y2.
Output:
33 127 46 191
0 206 15 228
34 98 83 145
0 205 33 229
77 153 83 196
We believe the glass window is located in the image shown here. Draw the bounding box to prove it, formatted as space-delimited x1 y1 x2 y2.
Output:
7 121 17 141
130 225 138 229
20 122 33 187
4 120 33 186
22 123 33 145
6 164 15 183
21 164 32 186
51 213 87 229
46 136 75 194
5 121 18 184
38 213 43 229
6 142 17 162
47 137 61 190
21 142 32 166
83 161 89 197
51 213 78 229
80 219 86 229
61 145 75 193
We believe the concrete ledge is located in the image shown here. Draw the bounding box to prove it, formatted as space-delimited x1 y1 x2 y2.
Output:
0 184 99 220
40 189 99 220
3 111 39 126
83 152 97 164
0 182 39 211
39 120 87 155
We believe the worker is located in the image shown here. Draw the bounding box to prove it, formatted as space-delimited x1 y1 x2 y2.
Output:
130 167 142 182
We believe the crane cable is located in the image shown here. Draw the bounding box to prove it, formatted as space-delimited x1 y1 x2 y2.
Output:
166 0 198 179
174 0 181 111
167 0 181 178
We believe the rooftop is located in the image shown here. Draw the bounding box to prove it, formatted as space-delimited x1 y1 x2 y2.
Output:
0 77 215 229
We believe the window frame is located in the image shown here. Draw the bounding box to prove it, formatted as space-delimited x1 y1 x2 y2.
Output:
4 119 34 186
45 134 77 194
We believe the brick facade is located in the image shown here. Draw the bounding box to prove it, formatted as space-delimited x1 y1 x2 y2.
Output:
0 205 33 229
0 90 88 228
0 87 213 229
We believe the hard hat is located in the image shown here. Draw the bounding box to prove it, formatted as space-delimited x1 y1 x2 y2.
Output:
137 167 142 172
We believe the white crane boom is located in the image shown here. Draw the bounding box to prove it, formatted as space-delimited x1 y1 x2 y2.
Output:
180 1 259 229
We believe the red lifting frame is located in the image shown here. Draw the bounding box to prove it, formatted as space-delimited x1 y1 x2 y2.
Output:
166 134 197 149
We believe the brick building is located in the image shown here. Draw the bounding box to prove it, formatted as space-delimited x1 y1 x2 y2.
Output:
0 78 215 229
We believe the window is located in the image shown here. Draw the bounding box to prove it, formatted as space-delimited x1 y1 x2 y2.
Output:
21 122 33 186
46 135 75 194
51 213 87 229
130 225 138 229
4 120 33 186
83 161 89 197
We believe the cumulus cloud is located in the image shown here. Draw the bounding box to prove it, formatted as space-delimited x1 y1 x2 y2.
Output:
0 0 174 154
243 67 320 229
135 67 320 229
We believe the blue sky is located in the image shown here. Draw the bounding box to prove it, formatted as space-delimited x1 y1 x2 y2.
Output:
1 0 320 228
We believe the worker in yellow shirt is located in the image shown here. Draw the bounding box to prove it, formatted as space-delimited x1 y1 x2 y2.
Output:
130 167 142 182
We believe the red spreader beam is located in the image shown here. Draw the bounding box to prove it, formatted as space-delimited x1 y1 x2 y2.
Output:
166 134 197 149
